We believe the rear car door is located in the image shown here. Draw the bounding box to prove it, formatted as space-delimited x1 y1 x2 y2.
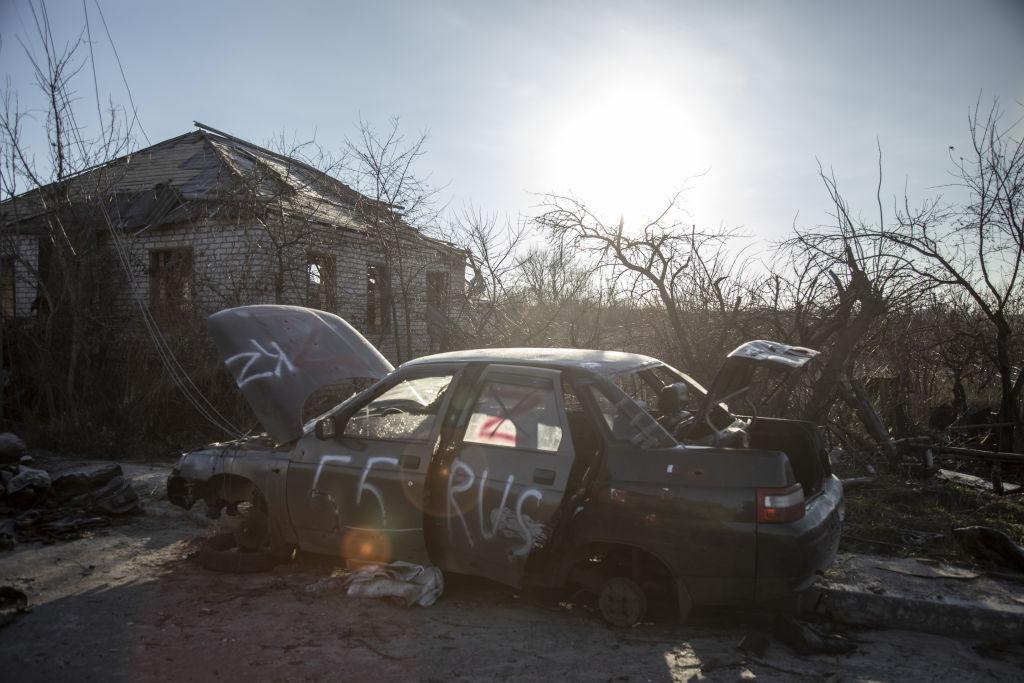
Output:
438 364 575 588
285 366 459 563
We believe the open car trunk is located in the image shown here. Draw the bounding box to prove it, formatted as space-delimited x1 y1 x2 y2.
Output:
700 340 828 496
747 417 829 497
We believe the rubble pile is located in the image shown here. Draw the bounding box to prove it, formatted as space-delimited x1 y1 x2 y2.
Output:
0 434 140 550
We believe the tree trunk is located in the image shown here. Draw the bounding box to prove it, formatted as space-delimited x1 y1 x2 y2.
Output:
840 378 900 470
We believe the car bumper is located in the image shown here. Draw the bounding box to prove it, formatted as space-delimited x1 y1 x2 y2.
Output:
754 474 844 602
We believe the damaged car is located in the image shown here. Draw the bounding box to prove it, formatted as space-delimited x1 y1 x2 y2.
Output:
168 305 843 626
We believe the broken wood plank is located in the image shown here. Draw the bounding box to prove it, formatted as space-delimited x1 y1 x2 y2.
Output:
936 469 1021 494
932 446 1024 465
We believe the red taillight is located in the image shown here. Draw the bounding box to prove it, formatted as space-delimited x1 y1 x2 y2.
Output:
757 484 806 523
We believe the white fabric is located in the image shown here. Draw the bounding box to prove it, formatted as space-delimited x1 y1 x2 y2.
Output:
344 561 444 607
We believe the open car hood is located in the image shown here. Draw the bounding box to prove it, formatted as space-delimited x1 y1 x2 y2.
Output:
699 340 819 418
208 305 394 444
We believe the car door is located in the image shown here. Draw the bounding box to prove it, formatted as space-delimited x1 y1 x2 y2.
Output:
285 365 460 564
438 364 575 588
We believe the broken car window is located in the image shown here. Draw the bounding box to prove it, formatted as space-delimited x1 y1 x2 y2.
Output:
344 373 453 441
589 381 675 448
464 380 563 452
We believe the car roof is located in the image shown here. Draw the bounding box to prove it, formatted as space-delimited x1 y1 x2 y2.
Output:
400 347 662 375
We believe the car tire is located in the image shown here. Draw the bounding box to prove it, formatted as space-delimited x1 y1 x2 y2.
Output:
198 532 280 574
598 576 648 627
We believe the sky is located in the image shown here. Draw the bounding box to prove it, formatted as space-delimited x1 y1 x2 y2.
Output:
2 0 1023 253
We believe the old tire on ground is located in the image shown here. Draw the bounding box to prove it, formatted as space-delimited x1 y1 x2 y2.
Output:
198 532 279 574
598 576 648 627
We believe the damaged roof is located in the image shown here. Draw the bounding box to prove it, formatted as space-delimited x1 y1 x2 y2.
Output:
0 123 443 247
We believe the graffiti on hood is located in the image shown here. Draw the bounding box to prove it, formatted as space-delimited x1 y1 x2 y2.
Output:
225 339 296 388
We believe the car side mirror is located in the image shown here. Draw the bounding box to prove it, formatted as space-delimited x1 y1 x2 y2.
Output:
315 416 337 441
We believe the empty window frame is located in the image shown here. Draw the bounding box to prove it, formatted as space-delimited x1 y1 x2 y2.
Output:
306 252 337 310
426 270 448 308
367 263 392 332
149 248 194 316
1 256 14 319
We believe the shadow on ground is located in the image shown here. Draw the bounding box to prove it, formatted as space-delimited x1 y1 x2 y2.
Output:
2 504 1020 681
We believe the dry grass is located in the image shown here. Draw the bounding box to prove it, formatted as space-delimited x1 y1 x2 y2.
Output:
841 473 1024 564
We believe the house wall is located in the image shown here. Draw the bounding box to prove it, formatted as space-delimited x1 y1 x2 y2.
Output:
1 234 39 317
99 216 464 363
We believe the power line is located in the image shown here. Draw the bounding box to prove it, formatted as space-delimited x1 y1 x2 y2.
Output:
91 0 150 146
80 0 240 437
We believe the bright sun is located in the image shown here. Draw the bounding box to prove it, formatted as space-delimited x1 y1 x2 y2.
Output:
540 73 713 225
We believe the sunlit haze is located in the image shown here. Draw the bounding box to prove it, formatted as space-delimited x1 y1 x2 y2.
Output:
2 0 1023 246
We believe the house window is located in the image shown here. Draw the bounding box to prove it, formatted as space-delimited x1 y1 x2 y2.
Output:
426 271 448 308
1 256 14 319
367 263 391 332
149 248 194 316
306 252 336 311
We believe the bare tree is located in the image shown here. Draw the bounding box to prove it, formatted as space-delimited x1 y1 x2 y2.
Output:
778 156 928 466
1 3 134 435
446 207 529 347
344 117 444 362
861 100 1024 451
534 190 747 375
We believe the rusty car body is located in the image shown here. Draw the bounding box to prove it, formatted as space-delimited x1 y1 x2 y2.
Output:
168 305 843 624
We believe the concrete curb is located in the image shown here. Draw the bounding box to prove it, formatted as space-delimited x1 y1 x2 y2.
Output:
805 582 1024 640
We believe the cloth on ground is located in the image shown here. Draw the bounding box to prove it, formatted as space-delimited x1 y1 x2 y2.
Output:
344 561 443 607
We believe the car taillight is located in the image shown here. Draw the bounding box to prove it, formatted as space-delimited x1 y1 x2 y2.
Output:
757 484 806 523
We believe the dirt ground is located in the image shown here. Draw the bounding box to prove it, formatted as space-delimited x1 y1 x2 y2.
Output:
1 461 1021 682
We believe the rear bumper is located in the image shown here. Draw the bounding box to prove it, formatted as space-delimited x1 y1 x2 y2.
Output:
755 474 844 602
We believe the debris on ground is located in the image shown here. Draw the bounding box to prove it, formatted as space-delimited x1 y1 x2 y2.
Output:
197 531 279 574
973 640 1024 667
344 561 444 607
737 631 770 657
0 433 27 465
0 585 30 630
4 466 51 505
937 469 1021 494
64 474 140 515
772 615 857 656
0 519 14 550
303 569 349 596
51 464 123 500
900 529 945 547
0 457 141 549
953 526 1024 573
840 476 875 491
871 557 979 580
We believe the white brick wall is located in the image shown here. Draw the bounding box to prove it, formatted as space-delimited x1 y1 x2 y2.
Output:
2 235 39 317
98 217 464 363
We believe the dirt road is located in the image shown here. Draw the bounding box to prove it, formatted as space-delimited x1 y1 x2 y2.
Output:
0 461 1018 682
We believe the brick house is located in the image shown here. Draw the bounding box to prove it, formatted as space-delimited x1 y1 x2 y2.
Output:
0 123 466 363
